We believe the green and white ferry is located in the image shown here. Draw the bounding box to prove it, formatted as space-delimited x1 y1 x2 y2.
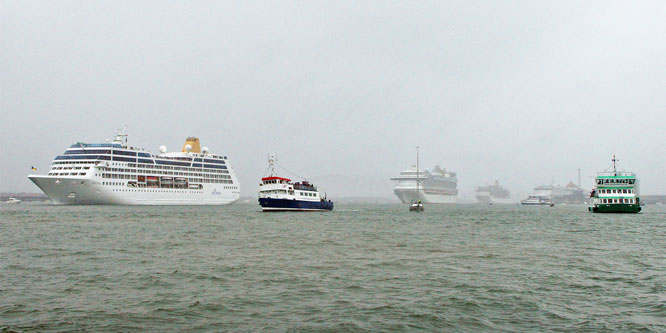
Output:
588 156 641 213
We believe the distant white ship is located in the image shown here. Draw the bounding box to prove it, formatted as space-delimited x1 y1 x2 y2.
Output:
391 165 457 204
5 197 22 204
520 182 586 205
28 128 240 205
520 195 554 206
475 181 512 204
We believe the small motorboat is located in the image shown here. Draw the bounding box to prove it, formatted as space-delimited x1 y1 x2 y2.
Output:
6 197 22 204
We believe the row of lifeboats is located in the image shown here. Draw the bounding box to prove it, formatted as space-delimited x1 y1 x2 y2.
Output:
130 176 202 189
137 176 187 183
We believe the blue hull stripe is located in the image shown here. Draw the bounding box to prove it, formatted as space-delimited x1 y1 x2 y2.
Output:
259 198 333 211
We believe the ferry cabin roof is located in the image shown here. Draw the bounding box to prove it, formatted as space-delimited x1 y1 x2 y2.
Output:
260 177 318 191
262 176 291 183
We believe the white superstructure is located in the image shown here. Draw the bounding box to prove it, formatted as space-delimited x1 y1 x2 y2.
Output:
5 197 22 204
391 165 457 204
28 129 240 205
475 181 513 204
521 182 586 204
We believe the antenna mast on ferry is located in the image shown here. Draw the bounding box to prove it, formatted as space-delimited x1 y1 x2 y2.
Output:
268 153 277 177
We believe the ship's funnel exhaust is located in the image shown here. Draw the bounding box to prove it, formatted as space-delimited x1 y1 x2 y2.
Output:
182 137 201 153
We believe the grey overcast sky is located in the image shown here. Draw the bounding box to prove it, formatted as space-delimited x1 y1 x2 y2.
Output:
1 1 665 199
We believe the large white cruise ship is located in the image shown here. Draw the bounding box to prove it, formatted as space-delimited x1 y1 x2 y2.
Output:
28 129 240 205
391 165 458 204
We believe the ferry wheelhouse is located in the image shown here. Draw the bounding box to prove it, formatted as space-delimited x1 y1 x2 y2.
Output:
28 128 240 205
257 154 333 211
588 156 640 213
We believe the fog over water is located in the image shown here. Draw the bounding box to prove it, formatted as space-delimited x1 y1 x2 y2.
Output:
1 1 664 198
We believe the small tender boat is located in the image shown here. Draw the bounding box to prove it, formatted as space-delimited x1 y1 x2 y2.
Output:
409 200 424 212
6 197 22 204
409 146 424 212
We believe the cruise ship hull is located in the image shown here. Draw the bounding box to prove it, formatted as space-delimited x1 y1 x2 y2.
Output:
393 189 456 204
475 195 513 204
29 175 239 205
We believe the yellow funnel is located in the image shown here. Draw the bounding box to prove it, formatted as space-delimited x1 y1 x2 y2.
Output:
182 137 201 153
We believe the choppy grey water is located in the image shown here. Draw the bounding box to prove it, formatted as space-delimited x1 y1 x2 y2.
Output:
1 203 665 332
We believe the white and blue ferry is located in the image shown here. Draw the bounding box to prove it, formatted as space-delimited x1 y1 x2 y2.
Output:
258 154 333 211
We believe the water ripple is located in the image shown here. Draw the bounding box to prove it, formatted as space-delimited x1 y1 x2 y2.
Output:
0 203 664 331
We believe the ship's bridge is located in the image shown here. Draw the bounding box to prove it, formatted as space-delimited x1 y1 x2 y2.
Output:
261 176 291 185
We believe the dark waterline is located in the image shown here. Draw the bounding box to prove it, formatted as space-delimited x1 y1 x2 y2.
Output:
1 203 665 331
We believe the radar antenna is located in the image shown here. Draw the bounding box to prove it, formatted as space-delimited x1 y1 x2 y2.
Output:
113 126 128 144
268 153 277 177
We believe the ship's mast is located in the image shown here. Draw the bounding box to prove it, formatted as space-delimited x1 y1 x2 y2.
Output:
416 146 420 201
612 154 618 174
268 153 277 177
112 126 128 145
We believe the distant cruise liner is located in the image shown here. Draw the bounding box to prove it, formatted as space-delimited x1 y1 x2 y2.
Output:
391 165 457 204
520 182 586 205
28 129 240 205
475 181 512 204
